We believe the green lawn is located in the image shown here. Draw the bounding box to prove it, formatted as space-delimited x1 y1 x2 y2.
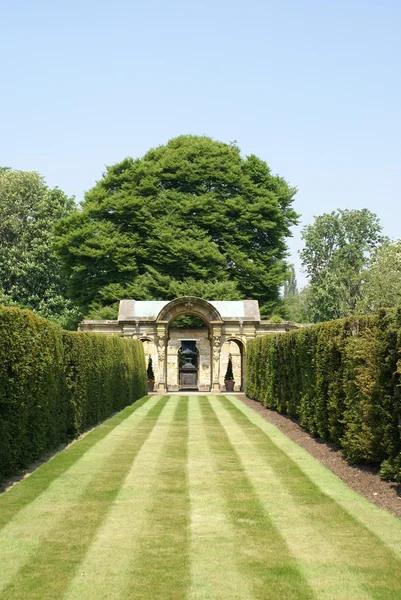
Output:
1 395 401 600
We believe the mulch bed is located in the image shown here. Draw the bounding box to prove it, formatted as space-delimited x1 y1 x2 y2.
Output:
239 395 401 520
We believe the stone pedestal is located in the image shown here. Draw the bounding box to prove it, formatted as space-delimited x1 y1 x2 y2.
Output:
179 368 198 389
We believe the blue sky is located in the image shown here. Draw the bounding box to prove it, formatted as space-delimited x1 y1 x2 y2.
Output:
1 0 400 287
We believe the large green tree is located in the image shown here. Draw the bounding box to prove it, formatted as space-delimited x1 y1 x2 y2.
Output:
357 241 401 313
300 209 385 322
55 136 298 316
0 168 78 327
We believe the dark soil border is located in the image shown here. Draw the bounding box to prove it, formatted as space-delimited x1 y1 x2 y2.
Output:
239 395 401 519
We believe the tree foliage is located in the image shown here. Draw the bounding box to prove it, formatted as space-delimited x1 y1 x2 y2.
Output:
300 209 385 322
281 286 313 323
282 264 298 298
55 136 298 315
278 266 312 323
358 241 401 314
0 168 79 327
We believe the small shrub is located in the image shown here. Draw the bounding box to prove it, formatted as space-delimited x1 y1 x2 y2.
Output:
224 355 234 381
147 356 155 380
380 455 401 482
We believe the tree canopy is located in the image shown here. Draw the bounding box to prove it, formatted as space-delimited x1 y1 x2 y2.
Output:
358 241 401 314
55 135 298 316
0 168 78 327
280 265 313 323
300 209 385 322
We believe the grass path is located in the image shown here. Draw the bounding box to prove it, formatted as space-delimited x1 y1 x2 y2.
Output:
1 395 401 599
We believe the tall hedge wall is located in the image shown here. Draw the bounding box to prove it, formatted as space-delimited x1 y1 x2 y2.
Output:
246 309 401 481
0 306 147 481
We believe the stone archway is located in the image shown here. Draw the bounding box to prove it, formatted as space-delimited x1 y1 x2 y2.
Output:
79 296 302 394
156 296 223 325
155 297 223 393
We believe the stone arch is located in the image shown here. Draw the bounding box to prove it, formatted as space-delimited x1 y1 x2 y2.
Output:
155 297 223 393
225 335 247 348
156 296 223 326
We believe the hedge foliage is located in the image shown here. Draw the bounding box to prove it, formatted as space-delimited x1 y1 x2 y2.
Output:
0 305 146 481
246 309 401 481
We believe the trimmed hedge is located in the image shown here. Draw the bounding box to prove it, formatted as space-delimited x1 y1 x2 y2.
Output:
0 306 146 481
246 309 401 481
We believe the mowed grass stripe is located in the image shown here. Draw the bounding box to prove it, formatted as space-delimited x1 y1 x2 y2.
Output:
212 396 372 600
1 396 168 600
230 397 401 557
0 394 151 532
63 396 181 600
218 395 401 600
187 396 254 600
201 397 314 600
0 394 161 594
1 393 400 600
122 396 191 600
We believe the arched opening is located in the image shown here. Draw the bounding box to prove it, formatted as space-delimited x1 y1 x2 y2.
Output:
220 338 246 392
167 312 211 392
139 336 154 362
155 297 223 393
140 337 157 392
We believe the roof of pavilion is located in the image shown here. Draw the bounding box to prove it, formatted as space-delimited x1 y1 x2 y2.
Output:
118 298 261 322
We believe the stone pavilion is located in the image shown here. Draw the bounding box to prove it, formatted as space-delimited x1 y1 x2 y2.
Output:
79 296 300 393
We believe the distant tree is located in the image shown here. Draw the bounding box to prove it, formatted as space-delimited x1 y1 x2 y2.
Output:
278 266 312 323
55 135 299 316
357 241 401 313
281 285 313 323
0 168 79 328
282 264 298 298
300 209 385 322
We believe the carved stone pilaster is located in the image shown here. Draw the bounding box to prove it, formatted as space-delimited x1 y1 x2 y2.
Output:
212 326 222 391
157 336 165 362
156 325 167 392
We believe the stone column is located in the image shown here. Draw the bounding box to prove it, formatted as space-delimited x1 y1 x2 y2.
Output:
156 325 167 393
212 326 222 392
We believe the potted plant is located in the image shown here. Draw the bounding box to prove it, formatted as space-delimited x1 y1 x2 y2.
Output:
224 355 235 392
147 356 155 393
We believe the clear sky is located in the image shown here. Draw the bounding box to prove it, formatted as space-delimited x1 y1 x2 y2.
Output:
1 0 400 287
